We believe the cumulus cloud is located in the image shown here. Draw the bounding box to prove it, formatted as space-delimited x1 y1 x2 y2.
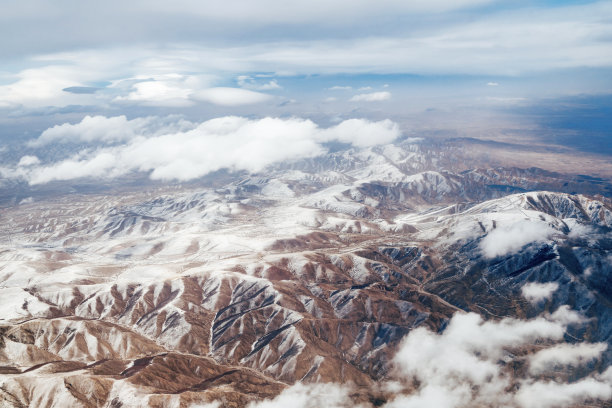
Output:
328 86 352 91
22 116 401 184
245 307 610 408
386 307 610 408
480 219 556 258
521 282 558 304
17 155 40 166
247 383 357 408
350 92 391 102
28 115 197 147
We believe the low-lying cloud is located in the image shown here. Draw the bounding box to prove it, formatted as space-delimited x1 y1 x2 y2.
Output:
521 282 559 304
480 219 556 258
386 306 611 408
247 383 358 408
528 343 608 375
239 306 611 408
22 116 400 184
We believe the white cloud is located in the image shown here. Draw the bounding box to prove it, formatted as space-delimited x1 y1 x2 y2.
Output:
515 378 612 408
521 282 558 304
19 197 34 205
115 79 193 107
350 92 391 102
28 115 197 147
244 306 610 408
17 155 40 166
487 82 499 86
480 219 556 258
328 86 352 91
386 307 611 408
319 118 399 147
528 343 607 375
357 86 372 91
192 87 272 106
0 65 98 108
548 305 586 326
247 383 357 408
23 116 401 184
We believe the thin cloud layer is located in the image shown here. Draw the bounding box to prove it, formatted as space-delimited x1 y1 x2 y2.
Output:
22 116 401 184
193 87 273 106
350 92 391 102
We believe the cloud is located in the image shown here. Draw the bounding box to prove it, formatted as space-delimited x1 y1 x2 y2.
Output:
514 377 612 408
328 86 352 91
22 116 401 184
487 82 499 86
0 65 96 108
237 75 282 91
62 86 99 94
386 307 611 408
350 92 391 102
528 343 608 375
28 115 197 147
319 118 399 147
247 383 357 408
480 219 556 258
116 79 193 107
243 306 610 408
2 1 612 110
17 155 40 166
521 282 558 304
192 87 273 106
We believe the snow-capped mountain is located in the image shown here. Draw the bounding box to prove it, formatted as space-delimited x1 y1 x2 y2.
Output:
1 141 611 407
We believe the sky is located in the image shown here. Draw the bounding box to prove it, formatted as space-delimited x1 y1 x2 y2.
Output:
1 0 612 184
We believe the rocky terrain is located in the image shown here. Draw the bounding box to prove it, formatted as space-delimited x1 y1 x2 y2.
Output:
1 140 611 407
